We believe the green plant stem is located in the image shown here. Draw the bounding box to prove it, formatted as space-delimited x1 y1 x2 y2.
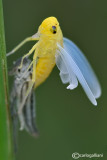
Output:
0 0 14 160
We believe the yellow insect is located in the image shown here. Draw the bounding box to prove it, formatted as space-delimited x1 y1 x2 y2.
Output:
7 16 101 108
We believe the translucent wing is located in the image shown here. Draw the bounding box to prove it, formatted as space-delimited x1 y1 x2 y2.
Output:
56 37 101 105
55 53 78 89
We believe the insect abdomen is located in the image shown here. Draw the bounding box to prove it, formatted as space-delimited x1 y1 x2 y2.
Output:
35 56 55 88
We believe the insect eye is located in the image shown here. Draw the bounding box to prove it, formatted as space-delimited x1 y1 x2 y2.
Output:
28 68 31 72
51 26 57 34
18 68 21 72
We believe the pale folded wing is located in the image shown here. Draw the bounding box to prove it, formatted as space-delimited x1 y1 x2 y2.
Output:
56 37 101 105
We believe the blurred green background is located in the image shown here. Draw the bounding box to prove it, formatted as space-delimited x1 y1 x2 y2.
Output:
3 0 107 159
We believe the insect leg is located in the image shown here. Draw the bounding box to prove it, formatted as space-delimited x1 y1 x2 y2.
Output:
7 36 38 57
32 52 37 82
18 81 35 130
18 43 38 69
17 85 28 130
18 54 37 130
